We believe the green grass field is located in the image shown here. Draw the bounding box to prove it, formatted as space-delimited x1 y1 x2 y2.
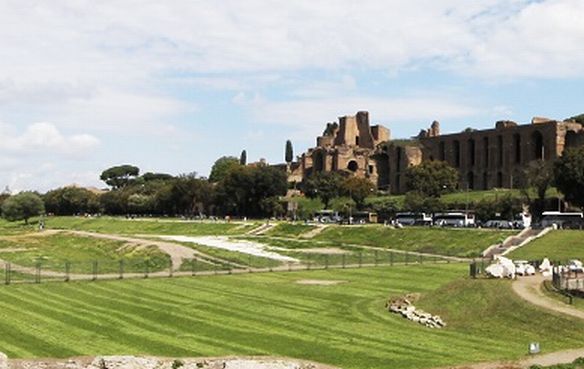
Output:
42 217 257 236
313 225 513 258
507 230 584 262
0 233 170 274
0 265 583 369
263 223 316 238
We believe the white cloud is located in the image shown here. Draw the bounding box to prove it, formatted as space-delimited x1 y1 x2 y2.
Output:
467 0 584 78
0 122 100 155
245 95 480 139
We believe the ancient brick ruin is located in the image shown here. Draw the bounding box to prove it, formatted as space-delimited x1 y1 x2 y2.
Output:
286 111 584 194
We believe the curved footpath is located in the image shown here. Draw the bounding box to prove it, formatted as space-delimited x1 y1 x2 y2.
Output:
512 274 584 321
437 275 584 369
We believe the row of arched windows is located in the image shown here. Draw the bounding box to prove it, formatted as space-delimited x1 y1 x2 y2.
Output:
437 131 545 169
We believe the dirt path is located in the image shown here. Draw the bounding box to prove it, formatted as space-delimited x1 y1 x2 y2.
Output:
512 274 584 321
300 225 329 239
245 234 469 262
435 347 584 369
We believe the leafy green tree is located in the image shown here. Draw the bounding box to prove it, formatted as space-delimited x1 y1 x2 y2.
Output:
216 165 287 217
100 165 140 189
209 156 240 182
405 161 458 197
364 196 400 221
568 113 584 125
259 196 285 218
99 190 129 215
295 197 324 220
170 175 213 216
285 140 293 163
330 196 356 217
141 172 174 182
341 177 375 209
554 146 584 209
240 150 247 166
127 194 152 214
1 192 45 224
302 172 344 208
403 191 445 214
44 187 100 215
517 160 554 219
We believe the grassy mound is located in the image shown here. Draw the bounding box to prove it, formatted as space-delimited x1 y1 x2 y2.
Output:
41 216 256 236
263 223 316 238
0 233 170 274
507 230 584 262
314 225 512 257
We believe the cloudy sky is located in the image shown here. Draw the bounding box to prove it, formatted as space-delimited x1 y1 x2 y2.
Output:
1 0 584 192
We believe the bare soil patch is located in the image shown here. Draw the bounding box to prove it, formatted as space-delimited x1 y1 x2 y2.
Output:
295 279 347 286
7 355 338 369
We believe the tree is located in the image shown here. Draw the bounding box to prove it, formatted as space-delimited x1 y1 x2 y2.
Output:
169 175 213 216
405 161 458 197
209 156 240 183
365 196 400 221
341 177 375 208
302 172 344 208
215 165 287 217
403 191 445 214
240 150 247 166
330 197 356 217
285 140 294 163
517 160 554 219
141 172 174 182
295 197 324 220
554 146 584 209
1 192 45 224
568 113 584 125
100 165 140 189
44 187 100 215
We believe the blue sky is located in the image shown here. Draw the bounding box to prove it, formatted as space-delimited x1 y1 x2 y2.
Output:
1 0 583 191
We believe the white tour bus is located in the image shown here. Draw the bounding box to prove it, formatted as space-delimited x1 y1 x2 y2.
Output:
395 212 433 226
541 211 584 229
433 212 476 227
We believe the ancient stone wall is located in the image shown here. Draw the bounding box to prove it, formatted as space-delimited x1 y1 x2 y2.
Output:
289 112 584 194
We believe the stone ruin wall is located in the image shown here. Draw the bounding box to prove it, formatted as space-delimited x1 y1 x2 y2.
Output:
286 112 584 194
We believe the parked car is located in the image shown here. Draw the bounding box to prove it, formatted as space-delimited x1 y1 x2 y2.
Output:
514 260 536 276
483 220 514 229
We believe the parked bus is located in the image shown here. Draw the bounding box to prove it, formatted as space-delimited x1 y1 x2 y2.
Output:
314 210 341 224
541 211 584 229
395 212 433 226
433 212 476 227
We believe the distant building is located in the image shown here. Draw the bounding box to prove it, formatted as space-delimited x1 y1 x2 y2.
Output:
284 112 584 194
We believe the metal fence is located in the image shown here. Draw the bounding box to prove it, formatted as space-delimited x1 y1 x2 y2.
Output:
1 250 465 285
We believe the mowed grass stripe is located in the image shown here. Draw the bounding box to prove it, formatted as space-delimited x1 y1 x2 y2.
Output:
1 265 584 369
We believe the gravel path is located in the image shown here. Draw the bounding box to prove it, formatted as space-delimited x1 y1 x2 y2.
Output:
512 274 584 321
160 235 299 262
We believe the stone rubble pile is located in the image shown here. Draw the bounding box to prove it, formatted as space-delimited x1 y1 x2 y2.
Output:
386 295 446 329
3 355 320 369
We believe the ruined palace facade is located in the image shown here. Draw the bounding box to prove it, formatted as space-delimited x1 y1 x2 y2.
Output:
288 112 584 194
290 111 390 184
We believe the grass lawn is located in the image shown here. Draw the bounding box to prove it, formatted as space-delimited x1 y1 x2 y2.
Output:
0 219 41 235
42 216 257 236
314 225 513 258
263 223 316 238
507 230 584 262
0 233 170 274
0 264 583 369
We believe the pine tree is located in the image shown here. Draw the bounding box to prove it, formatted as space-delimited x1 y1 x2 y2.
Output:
285 140 293 163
